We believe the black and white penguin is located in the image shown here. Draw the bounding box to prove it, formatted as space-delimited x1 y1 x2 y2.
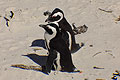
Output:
45 8 80 53
39 23 79 74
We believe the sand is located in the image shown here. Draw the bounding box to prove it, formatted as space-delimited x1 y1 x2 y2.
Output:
0 0 120 80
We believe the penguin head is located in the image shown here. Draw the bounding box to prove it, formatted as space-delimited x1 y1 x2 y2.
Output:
45 8 64 23
39 23 59 35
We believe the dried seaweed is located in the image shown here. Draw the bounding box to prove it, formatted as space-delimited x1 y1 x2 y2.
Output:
115 16 120 21
93 66 104 69
3 10 14 27
4 17 10 27
10 11 14 19
92 52 102 57
72 23 88 35
98 8 112 13
11 64 42 71
96 79 106 80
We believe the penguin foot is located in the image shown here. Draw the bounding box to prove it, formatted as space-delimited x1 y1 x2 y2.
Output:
42 66 50 75
72 23 88 35
72 68 82 73
60 67 82 73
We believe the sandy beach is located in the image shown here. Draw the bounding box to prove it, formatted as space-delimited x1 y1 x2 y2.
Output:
0 0 120 80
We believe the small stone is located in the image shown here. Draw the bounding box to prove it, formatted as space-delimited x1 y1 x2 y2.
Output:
89 45 93 47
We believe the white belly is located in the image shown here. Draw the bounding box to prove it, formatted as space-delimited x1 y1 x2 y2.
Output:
44 31 56 49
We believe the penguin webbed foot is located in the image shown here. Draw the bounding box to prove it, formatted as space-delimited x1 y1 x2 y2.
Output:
72 68 81 73
60 67 81 73
42 65 50 75
43 11 52 16
72 23 88 35
42 65 58 75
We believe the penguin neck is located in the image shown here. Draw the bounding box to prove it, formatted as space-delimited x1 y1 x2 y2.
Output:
58 17 70 29
50 29 62 42
58 17 68 24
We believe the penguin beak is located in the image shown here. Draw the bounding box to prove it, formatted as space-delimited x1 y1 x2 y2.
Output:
45 19 48 22
45 18 50 23
39 24 47 28
45 16 51 23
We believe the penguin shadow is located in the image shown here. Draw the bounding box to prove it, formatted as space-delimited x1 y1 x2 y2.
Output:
29 39 47 66
30 39 46 49
15 53 48 75
23 54 47 66
12 39 82 74
11 53 48 75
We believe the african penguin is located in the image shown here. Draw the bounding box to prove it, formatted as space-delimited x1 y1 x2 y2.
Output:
39 23 79 74
45 8 80 53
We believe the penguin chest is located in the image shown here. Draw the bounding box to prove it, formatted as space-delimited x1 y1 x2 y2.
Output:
44 32 56 49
